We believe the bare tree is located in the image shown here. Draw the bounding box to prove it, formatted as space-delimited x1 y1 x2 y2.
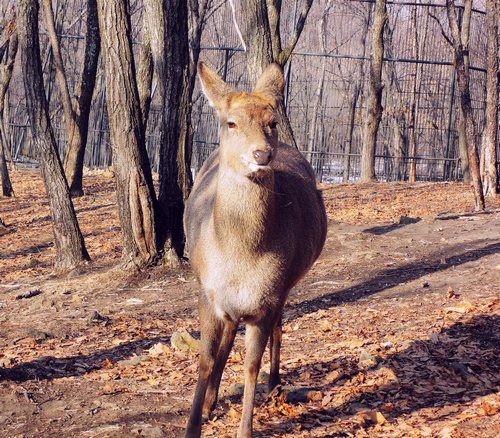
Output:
42 0 100 197
344 2 371 183
446 0 484 210
141 0 191 264
360 0 387 183
0 16 17 197
480 0 498 197
96 0 159 268
18 0 90 270
241 0 314 148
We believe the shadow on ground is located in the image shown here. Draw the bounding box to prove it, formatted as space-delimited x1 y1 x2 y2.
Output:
255 313 499 437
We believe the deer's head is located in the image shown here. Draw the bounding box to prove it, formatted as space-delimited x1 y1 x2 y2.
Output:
198 62 285 178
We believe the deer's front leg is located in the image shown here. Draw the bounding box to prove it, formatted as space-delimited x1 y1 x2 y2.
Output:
185 295 223 438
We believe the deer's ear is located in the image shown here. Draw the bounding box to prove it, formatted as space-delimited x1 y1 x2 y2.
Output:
253 63 285 108
198 62 233 113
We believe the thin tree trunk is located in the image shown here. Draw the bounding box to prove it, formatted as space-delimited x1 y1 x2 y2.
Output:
306 4 330 164
62 0 100 197
360 0 387 183
0 31 17 197
96 0 158 268
481 0 498 197
344 4 371 183
407 5 419 182
18 0 90 270
446 0 485 210
456 4 472 183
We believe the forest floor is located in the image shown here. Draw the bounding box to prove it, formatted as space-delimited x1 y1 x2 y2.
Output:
0 168 499 438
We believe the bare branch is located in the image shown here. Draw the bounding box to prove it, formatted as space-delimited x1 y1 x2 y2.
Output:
428 9 453 47
279 0 314 65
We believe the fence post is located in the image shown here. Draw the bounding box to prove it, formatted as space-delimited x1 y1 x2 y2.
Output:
222 49 229 82
284 59 292 111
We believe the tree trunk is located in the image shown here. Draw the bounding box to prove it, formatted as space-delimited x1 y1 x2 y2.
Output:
480 0 498 197
344 4 371 183
446 0 485 210
241 0 313 148
137 11 153 131
456 4 472 183
96 0 158 268
62 0 100 197
17 0 90 270
407 5 419 182
156 0 191 264
360 0 386 183
0 31 17 197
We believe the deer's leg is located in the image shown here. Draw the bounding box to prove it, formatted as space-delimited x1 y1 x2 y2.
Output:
185 295 223 438
269 313 282 392
238 321 271 438
203 319 238 417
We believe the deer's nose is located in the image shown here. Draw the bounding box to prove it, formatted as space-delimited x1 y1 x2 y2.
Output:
253 149 272 166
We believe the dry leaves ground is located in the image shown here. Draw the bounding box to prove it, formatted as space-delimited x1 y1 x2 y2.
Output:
0 168 499 437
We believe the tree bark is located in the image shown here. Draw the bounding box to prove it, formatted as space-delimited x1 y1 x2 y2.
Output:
156 0 191 264
456 3 472 183
446 0 485 210
480 0 498 197
0 30 17 197
360 0 386 183
96 0 158 267
137 11 153 131
18 0 90 270
241 0 313 148
62 0 100 197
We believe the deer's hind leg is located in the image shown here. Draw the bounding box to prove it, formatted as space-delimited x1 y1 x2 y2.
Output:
269 313 283 392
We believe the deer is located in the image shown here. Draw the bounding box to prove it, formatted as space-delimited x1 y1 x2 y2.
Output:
184 62 327 438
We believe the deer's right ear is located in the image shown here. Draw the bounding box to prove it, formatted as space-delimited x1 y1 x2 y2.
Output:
198 62 232 113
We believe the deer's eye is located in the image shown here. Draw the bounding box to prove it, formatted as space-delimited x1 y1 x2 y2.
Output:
227 121 237 129
269 121 278 129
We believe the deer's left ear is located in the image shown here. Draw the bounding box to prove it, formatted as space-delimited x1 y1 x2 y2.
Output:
253 63 285 108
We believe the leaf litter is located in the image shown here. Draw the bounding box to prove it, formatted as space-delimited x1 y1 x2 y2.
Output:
0 169 499 437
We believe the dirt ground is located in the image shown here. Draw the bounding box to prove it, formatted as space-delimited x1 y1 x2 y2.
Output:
0 168 499 438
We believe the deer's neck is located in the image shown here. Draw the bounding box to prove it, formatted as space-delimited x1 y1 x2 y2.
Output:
213 167 276 251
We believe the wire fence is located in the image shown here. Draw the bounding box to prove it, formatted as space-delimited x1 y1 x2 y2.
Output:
4 0 496 183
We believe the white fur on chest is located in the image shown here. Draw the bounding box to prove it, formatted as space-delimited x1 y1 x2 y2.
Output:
198 244 279 322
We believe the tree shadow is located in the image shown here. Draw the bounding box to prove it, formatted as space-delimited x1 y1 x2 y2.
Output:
363 217 421 235
255 313 499 436
0 336 169 383
285 240 499 321
0 241 53 259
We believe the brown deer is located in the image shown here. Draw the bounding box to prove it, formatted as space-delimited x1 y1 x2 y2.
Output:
184 62 327 438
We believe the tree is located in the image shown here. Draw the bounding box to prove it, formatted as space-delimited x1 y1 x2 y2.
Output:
42 0 100 197
96 0 159 268
240 0 314 148
17 0 90 270
360 0 387 183
446 0 485 211
0 16 17 197
480 0 498 197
